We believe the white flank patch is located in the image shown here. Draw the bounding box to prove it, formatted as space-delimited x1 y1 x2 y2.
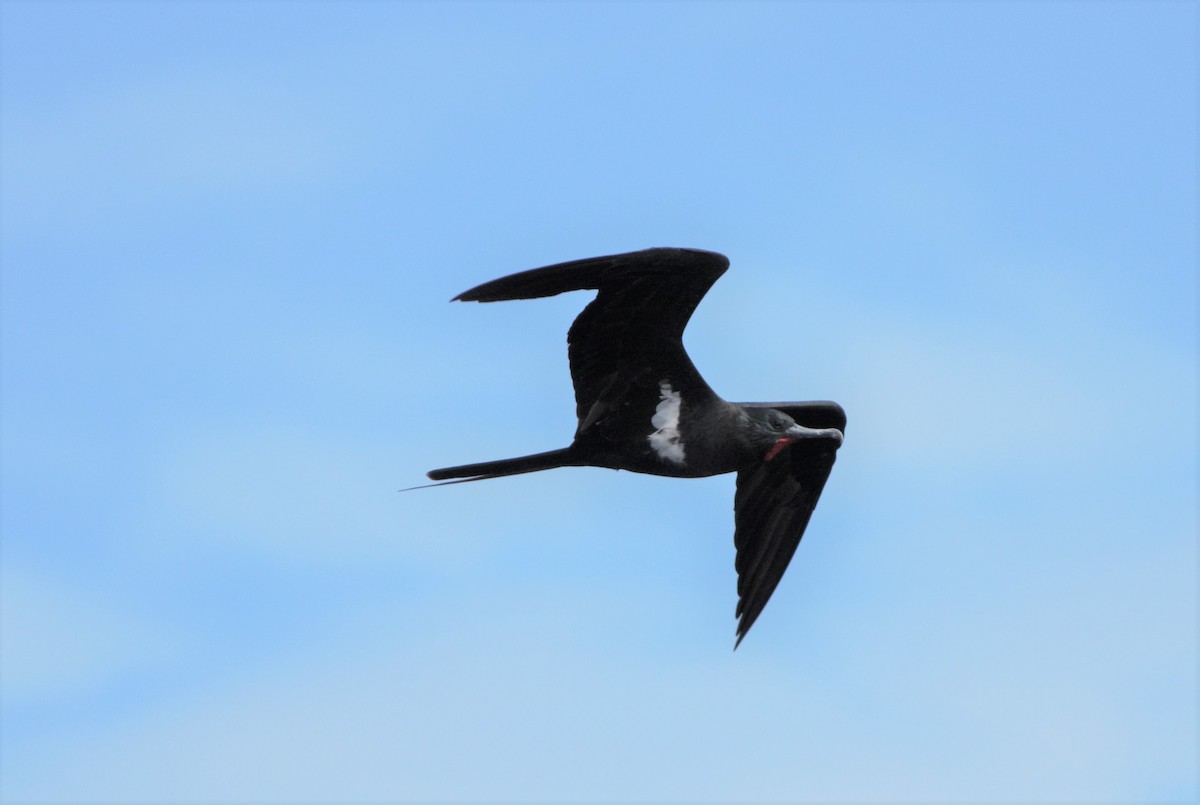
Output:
648 382 686 465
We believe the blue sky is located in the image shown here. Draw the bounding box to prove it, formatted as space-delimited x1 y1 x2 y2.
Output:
1 1 1195 801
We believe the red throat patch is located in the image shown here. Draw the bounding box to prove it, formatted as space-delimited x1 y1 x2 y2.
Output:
764 438 791 462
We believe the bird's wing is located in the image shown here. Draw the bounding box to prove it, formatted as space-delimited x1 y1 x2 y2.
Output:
733 436 840 647
455 248 730 432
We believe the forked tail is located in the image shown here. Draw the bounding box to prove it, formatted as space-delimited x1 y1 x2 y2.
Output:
426 447 576 483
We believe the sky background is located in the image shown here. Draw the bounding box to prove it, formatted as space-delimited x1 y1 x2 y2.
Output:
1 1 1196 802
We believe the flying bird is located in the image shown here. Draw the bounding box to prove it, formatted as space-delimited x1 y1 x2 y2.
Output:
426 247 846 646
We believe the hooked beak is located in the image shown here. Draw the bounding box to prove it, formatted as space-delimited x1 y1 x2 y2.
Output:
786 423 843 445
765 423 844 462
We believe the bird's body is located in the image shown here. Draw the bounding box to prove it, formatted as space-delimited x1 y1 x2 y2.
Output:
427 247 845 645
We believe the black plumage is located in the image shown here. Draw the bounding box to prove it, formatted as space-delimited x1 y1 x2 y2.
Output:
426 247 846 646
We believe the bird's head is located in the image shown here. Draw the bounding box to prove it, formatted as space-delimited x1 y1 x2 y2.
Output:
742 406 844 462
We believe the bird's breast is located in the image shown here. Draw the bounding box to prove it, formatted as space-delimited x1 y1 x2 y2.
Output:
647 381 687 466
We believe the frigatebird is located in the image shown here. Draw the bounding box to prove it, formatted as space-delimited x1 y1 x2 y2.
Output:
426 247 846 646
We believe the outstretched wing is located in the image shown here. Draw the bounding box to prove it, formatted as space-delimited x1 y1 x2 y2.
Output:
732 433 841 647
454 248 730 434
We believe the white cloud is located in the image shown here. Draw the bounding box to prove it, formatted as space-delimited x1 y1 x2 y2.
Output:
0 567 175 707
7 558 1192 803
2 73 345 234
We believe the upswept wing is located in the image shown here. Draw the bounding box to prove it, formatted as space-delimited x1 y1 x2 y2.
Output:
454 248 729 433
733 430 841 647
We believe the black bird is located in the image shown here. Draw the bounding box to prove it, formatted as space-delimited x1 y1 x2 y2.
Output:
427 247 846 646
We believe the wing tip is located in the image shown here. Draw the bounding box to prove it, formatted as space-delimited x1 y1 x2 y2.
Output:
446 246 730 304
733 610 758 650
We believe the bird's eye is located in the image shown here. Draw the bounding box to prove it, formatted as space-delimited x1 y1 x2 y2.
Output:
770 417 784 430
